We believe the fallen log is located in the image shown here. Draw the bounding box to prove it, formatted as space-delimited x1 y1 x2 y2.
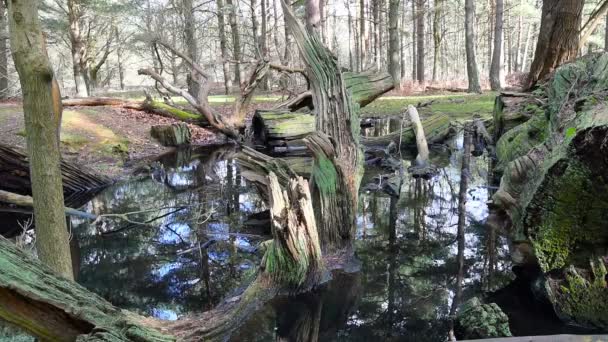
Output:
362 112 453 147
275 70 394 112
492 53 608 330
406 105 436 177
63 97 207 125
0 143 111 197
253 111 453 150
0 190 96 220
0 235 174 341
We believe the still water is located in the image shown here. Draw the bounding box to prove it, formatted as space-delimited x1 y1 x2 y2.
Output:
1 133 573 341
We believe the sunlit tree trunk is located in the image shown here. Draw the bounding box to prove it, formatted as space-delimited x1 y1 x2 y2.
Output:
465 0 481 93
432 0 443 82
8 0 74 279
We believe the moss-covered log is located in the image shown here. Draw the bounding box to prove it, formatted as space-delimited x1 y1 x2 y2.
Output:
492 53 608 330
275 70 394 112
492 91 540 141
0 236 174 341
361 113 452 147
62 97 208 126
252 111 315 145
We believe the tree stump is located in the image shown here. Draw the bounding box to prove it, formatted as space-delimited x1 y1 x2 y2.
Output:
150 123 191 147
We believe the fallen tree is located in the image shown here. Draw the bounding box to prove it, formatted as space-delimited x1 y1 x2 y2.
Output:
492 53 608 330
0 143 111 197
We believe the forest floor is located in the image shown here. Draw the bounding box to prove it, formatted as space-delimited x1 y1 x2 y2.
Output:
0 92 494 178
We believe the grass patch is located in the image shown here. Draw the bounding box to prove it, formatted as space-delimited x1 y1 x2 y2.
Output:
361 92 497 121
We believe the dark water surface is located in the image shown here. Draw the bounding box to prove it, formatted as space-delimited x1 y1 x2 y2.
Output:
1 134 575 341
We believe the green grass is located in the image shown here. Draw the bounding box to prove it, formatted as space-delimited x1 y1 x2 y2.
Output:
361 92 497 120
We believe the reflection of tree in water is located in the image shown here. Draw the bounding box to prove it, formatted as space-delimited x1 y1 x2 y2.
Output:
71 146 267 319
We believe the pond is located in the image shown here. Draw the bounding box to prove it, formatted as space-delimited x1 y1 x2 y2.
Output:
0 133 581 341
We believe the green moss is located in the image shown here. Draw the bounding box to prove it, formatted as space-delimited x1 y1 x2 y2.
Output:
263 240 311 287
152 101 201 120
456 298 512 339
361 93 496 121
527 160 608 272
496 112 548 170
311 155 338 195
552 260 608 329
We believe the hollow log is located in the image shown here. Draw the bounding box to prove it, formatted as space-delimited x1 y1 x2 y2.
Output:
275 70 394 112
0 143 111 197
361 112 452 147
492 53 608 330
150 123 191 147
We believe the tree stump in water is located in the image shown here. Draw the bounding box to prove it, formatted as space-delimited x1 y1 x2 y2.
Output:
150 123 191 147
492 53 608 330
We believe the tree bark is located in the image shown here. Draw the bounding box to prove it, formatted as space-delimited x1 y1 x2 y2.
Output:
526 0 583 89
464 0 481 93
493 54 608 330
0 1 8 99
489 0 503 90
226 0 242 86
217 0 233 94
8 0 74 279
68 0 88 97
416 0 425 83
432 0 443 83
183 0 200 100
388 0 400 89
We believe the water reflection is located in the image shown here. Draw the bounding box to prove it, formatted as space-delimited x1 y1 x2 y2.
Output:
65 135 513 340
70 145 267 319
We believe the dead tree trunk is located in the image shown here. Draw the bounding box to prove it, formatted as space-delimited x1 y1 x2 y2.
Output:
493 53 608 330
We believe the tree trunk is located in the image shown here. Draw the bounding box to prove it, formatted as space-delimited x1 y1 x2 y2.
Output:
68 0 88 98
432 0 443 82
464 0 481 93
416 0 425 83
217 0 233 94
605 14 608 52
489 0 503 90
115 29 125 90
388 0 400 89
526 0 583 89
0 1 8 99
183 0 200 100
8 0 74 279
359 0 366 69
411 0 417 80
226 0 242 86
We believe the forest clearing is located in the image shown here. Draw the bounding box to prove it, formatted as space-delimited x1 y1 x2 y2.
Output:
1 0 608 341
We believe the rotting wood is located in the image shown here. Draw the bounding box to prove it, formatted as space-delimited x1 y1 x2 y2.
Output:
0 143 111 197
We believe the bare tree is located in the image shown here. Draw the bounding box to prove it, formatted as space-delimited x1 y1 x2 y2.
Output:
388 0 401 88
465 0 481 93
489 0 503 90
